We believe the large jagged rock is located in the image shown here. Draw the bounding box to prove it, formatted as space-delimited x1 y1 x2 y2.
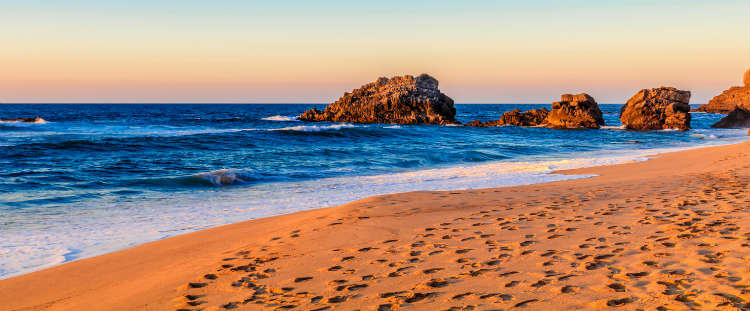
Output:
620 87 691 131
298 74 457 124
543 93 604 129
711 108 750 128
694 69 750 113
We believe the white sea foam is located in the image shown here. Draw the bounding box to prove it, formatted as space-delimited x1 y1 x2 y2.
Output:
690 133 718 139
262 115 300 122
601 125 626 130
271 123 357 132
193 169 260 186
383 125 402 129
0 117 47 125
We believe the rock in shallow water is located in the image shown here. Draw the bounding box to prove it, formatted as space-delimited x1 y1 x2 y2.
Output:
711 108 750 128
620 87 691 131
466 108 549 127
298 74 457 125
544 93 604 129
466 93 603 129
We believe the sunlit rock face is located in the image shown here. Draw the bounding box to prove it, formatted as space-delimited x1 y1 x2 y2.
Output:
544 93 604 129
694 69 750 114
299 74 457 125
620 87 691 131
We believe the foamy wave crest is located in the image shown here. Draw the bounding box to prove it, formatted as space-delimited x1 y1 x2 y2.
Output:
383 125 402 129
690 133 718 140
601 125 626 130
271 124 357 132
262 115 300 122
132 169 262 187
0 117 47 125
193 169 261 186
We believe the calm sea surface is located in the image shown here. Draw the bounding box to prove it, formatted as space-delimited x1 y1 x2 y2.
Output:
0 103 746 278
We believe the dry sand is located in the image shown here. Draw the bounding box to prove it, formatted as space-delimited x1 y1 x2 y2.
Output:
1 142 748 311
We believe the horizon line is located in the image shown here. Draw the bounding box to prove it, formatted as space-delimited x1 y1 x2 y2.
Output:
0 102 646 105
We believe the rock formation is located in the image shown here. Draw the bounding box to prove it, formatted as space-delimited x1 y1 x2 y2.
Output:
466 93 603 129
711 108 750 128
466 108 549 127
694 69 750 113
544 93 604 129
620 87 691 131
298 74 457 125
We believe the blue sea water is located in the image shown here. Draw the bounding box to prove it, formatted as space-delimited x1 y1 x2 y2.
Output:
0 103 746 279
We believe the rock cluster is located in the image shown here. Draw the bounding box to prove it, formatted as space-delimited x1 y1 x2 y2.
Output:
465 108 549 127
544 93 604 129
298 74 457 125
694 69 750 113
466 93 602 129
295 73 718 133
711 108 750 128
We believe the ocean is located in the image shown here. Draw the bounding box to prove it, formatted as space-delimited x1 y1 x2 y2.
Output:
0 103 746 279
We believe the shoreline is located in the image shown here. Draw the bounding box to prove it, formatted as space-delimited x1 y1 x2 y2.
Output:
3 134 745 281
0 141 748 310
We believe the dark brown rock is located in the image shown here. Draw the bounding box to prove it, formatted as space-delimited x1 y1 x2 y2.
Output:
543 93 604 129
694 69 750 113
503 108 549 126
620 87 691 131
466 93 603 129
298 74 457 124
465 108 549 127
711 108 750 128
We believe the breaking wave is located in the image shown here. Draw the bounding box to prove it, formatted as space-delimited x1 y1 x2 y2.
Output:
262 115 300 122
131 169 264 187
271 124 357 132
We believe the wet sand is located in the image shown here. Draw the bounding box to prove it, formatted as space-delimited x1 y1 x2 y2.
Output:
1 142 748 311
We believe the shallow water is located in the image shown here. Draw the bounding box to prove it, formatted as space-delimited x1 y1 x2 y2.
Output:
0 103 745 278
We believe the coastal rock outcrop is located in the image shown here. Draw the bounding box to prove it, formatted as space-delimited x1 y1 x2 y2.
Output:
466 108 549 127
694 69 750 113
298 74 457 125
620 87 691 131
711 108 750 128
466 93 603 129
543 93 604 129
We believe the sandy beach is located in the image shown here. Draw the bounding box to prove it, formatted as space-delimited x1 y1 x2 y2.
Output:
1 142 748 311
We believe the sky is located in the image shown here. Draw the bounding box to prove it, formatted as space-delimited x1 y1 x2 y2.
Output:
0 0 748 104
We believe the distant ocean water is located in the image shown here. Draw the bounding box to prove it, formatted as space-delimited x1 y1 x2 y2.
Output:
0 103 746 279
